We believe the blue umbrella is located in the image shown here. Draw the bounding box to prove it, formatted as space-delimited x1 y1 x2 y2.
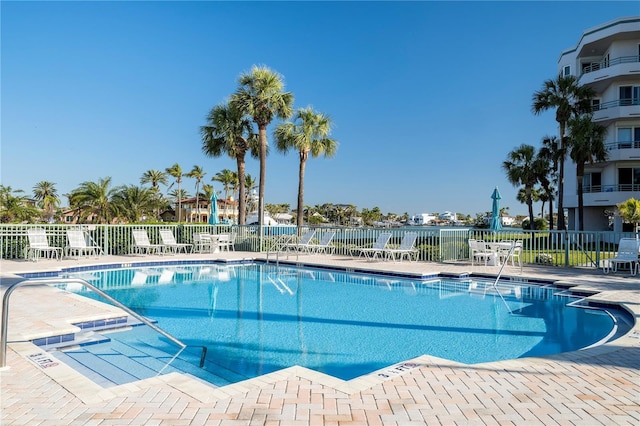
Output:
208 192 219 225
490 187 502 231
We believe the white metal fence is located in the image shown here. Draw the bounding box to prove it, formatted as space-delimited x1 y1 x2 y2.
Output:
1 224 637 269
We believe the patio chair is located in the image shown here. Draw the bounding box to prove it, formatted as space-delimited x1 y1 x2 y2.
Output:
500 240 522 267
603 238 639 276
131 229 165 255
25 228 63 262
217 233 236 252
159 229 192 254
193 232 220 253
308 230 336 255
385 232 419 262
283 230 316 253
65 229 102 258
469 239 493 266
351 232 392 261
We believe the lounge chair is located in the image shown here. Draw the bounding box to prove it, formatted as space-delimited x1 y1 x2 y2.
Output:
25 228 63 262
469 239 493 266
351 232 392 261
159 229 192 254
604 238 639 276
65 229 102 258
385 232 419 262
308 230 336 255
131 229 165 255
283 230 316 254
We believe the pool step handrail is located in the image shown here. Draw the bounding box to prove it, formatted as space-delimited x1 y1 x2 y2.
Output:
491 244 518 314
1 277 205 369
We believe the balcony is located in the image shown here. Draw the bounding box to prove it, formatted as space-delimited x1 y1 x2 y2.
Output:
580 184 640 207
578 55 640 91
605 140 640 161
593 98 640 122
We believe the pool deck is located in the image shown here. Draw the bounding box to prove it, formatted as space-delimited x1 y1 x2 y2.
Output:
1 252 639 425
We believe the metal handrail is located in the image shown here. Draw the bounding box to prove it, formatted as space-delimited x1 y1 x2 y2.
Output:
1 278 198 368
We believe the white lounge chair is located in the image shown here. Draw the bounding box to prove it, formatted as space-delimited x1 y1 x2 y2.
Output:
386 232 419 262
159 229 192 254
25 228 63 262
604 238 639 276
65 229 102 258
352 232 392 261
284 230 316 254
131 229 165 255
308 231 336 255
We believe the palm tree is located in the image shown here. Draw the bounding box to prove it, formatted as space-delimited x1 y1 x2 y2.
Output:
567 115 607 230
537 136 560 230
68 177 120 223
274 107 338 227
32 181 60 223
0 185 39 223
212 168 240 221
617 198 640 232
165 163 183 222
140 169 168 192
168 188 190 215
243 174 258 217
111 185 156 223
202 102 258 225
231 65 294 226
503 145 541 230
532 75 595 230
186 165 206 223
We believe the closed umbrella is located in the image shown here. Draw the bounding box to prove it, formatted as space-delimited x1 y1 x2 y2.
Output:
208 192 219 225
490 187 502 231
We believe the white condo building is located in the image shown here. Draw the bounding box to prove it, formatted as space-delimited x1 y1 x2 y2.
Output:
558 16 640 231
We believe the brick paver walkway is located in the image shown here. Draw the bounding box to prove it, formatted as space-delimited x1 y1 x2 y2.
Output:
1 253 638 425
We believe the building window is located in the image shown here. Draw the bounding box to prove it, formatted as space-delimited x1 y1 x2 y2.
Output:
563 65 571 77
591 99 600 111
583 172 601 193
618 167 640 191
619 86 640 106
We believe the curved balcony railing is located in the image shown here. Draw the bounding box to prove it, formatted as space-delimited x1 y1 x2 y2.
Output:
580 55 640 75
594 98 640 111
605 140 640 151
582 184 640 193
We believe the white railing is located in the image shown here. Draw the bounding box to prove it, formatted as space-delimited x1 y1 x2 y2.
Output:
0 224 637 269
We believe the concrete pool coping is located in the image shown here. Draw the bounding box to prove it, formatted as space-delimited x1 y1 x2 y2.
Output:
1 252 639 424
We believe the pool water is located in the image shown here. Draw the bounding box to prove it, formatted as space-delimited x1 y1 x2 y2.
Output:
60 263 627 383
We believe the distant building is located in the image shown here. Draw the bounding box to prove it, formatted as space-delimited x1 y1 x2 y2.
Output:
558 16 640 231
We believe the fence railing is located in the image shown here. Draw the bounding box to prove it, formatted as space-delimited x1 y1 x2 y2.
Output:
1 224 637 269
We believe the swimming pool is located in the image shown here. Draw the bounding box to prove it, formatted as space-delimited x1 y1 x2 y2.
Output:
53 262 631 385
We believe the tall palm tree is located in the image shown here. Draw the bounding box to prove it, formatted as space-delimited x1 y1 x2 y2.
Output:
111 185 156 223
231 65 294 226
140 169 168 192
532 74 594 230
274 107 338 227
32 181 60 223
243 174 258 217
567 115 608 231
202 102 258 225
503 145 541 230
211 168 240 221
537 136 560 230
165 163 183 222
68 177 120 223
186 165 206 223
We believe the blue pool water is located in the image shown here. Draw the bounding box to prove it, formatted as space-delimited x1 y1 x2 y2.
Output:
58 263 628 384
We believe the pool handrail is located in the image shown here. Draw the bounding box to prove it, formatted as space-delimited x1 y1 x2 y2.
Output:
1 277 198 369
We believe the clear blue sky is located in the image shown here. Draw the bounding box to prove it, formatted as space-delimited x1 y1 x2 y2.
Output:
2 1 639 218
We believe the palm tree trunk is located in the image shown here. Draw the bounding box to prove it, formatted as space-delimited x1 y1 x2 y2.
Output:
258 126 267 227
237 157 246 225
526 187 535 230
577 165 585 231
557 127 566 230
548 195 554 230
297 153 307 228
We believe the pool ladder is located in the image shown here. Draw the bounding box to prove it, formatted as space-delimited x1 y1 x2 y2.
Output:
491 244 518 314
1 278 208 369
